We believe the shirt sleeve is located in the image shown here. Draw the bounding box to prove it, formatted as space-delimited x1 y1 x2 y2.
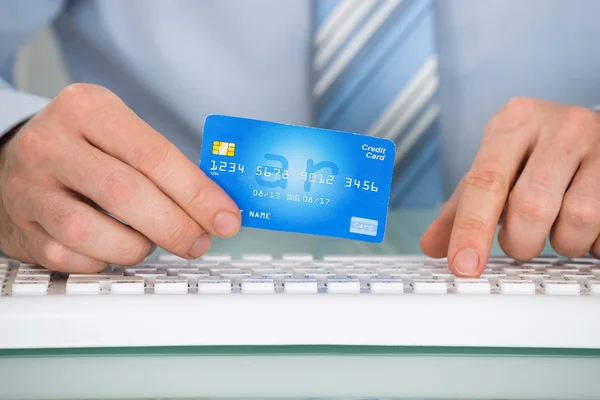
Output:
0 79 50 137
0 0 66 138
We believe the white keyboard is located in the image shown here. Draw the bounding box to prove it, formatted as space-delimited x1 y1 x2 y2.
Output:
1 252 600 350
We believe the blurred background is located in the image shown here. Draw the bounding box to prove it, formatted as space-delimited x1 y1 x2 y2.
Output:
9 0 600 207
14 26 69 98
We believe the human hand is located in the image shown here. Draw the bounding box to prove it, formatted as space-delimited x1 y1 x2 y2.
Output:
0 84 240 272
420 97 600 277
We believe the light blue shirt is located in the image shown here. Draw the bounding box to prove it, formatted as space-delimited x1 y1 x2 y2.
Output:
1 0 600 201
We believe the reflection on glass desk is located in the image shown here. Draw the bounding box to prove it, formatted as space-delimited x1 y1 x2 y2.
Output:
0 208 597 400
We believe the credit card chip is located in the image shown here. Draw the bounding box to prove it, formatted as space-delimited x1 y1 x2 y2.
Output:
212 141 236 156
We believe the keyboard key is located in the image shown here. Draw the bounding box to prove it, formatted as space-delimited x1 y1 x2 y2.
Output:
15 274 50 284
110 277 145 294
322 255 360 262
487 256 516 264
241 276 275 294
166 265 200 276
201 254 232 262
369 277 404 294
219 269 251 282
498 279 536 295
125 266 158 276
480 270 507 281
332 266 356 276
12 279 49 295
175 270 209 284
503 266 536 274
530 255 560 263
272 260 304 268
282 253 314 262
188 261 221 268
375 266 409 275
283 276 318 294
561 271 595 283
392 261 427 268
154 276 188 294
250 265 280 275
197 277 232 294
346 269 378 282
518 271 550 281
209 265 239 275
230 261 262 268
303 269 336 281
429 269 456 281
520 262 553 269
68 274 123 291
544 266 579 275
389 272 420 283
326 277 361 294
15 269 51 279
133 270 167 284
353 262 383 269
156 254 189 263
567 257 600 265
412 278 448 294
260 270 293 281
454 278 491 294
586 280 600 295
66 278 101 295
542 279 581 295
241 253 273 262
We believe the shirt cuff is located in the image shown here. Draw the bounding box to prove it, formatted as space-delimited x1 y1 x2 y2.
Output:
0 88 49 138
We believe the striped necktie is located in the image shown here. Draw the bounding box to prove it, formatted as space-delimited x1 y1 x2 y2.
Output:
312 0 443 207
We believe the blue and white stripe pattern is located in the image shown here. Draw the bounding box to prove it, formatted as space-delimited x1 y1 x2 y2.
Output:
313 0 443 207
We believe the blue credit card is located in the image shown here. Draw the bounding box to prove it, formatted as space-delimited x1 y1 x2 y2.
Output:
199 115 396 243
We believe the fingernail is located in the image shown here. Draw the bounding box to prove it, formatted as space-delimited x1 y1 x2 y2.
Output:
189 235 210 258
213 211 240 237
453 247 479 276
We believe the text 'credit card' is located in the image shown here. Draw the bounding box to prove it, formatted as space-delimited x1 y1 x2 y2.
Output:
200 115 395 243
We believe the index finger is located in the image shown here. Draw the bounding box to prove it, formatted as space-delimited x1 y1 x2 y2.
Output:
58 84 241 238
447 107 535 277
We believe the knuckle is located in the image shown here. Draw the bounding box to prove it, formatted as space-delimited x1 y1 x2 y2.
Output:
488 96 539 133
560 106 599 132
55 83 95 109
59 211 94 245
165 224 189 250
39 241 69 269
509 187 557 221
182 184 209 210
54 83 117 118
561 196 600 226
463 166 508 194
130 144 170 179
113 237 151 266
163 221 194 253
455 214 489 235
14 125 53 160
3 173 26 205
98 169 138 207
548 106 598 154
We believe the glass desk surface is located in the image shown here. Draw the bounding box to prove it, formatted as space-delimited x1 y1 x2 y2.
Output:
0 208 598 400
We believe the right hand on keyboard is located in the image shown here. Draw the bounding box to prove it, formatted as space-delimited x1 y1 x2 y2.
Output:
0 83 241 272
